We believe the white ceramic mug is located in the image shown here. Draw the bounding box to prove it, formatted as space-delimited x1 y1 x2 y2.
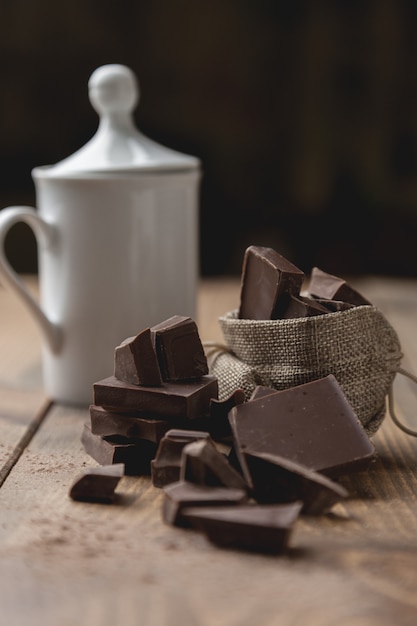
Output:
0 65 200 406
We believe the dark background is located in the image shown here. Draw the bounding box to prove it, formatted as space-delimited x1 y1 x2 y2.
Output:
2 0 417 278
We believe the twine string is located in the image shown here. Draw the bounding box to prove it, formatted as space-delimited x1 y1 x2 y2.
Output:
388 367 417 437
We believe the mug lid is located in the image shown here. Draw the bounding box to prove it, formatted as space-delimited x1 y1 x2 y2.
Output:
48 64 200 176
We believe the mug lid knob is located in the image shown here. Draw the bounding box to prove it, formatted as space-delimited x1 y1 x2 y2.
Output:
88 64 139 119
48 64 199 176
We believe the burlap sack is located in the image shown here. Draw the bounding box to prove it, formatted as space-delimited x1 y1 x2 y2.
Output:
207 305 403 436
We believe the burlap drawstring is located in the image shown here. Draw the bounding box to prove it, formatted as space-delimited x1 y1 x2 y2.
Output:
387 367 417 437
204 305 409 437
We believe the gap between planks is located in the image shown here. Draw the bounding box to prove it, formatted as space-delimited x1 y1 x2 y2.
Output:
0 398 53 487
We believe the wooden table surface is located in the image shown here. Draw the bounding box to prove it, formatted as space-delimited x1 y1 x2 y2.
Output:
1 274 417 626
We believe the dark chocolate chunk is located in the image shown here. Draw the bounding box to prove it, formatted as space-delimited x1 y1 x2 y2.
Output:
151 429 213 488
193 389 246 440
281 294 330 319
151 315 208 381
209 388 245 421
69 463 124 503
307 267 371 306
238 245 305 320
181 502 302 553
243 450 349 515
159 428 213 444
114 328 162 386
93 375 218 420
180 439 248 490
311 298 355 312
89 404 170 443
228 374 375 481
81 423 157 476
162 480 248 527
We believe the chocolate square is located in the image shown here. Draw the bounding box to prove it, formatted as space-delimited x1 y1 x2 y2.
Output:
81 423 157 475
93 375 218 420
182 502 302 553
243 450 349 515
228 374 375 481
114 328 162 386
89 404 170 443
69 464 124 503
238 245 305 320
307 267 371 306
151 315 208 381
151 429 212 488
180 439 247 490
162 480 248 527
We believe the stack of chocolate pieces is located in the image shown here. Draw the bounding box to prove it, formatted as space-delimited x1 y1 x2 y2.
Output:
238 245 370 320
82 315 221 475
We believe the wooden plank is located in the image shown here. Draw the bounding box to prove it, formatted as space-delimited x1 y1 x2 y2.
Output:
2 402 417 626
0 391 50 485
0 275 49 485
0 275 42 389
0 276 417 625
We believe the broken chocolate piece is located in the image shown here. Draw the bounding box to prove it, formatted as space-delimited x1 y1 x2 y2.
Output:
180 439 248 490
307 267 371 306
114 328 162 386
209 388 245 421
193 389 246 440
89 405 170 443
151 429 213 488
281 294 330 319
81 423 157 475
243 450 349 515
158 428 213 444
151 315 208 381
238 245 305 320
162 480 248 527
182 502 302 553
69 463 124 503
93 375 218 420
312 298 355 312
228 374 375 481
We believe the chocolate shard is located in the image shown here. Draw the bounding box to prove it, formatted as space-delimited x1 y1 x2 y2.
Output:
69 463 124 503
238 245 305 320
311 298 355 313
162 480 248 527
243 450 349 515
181 502 303 554
89 405 170 443
93 375 218 420
151 429 213 488
114 328 162 386
281 294 330 319
307 267 371 306
180 439 248 490
228 374 376 482
151 315 208 381
81 423 157 476
191 388 246 440
209 388 245 419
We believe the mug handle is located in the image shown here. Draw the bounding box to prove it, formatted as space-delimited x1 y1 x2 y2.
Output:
0 206 62 353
